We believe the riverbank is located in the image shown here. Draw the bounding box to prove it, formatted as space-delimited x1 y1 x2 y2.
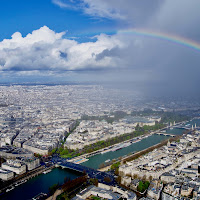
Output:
121 135 181 163
82 134 171 169
0 165 55 195
61 121 172 161
69 130 164 164
69 120 190 165
98 135 181 172
1 167 81 200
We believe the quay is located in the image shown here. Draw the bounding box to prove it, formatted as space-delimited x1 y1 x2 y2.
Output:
68 118 195 165
98 135 182 172
121 135 182 163
69 133 154 164
0 165 55 195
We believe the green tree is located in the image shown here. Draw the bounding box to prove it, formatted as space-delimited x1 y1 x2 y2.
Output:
49 183 59 195
104 177 111 183
137 181 144 192
137 181 149 193
89 178 98 186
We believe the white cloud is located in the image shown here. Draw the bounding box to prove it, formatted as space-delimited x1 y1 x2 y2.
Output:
52 0 163 24
80 0 126 19
0 26 126 72
2 0 200 89
52 0 76 9
52 0 130 19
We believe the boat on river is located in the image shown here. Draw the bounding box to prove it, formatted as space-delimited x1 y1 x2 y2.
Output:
112 143 127 151
101 147 113 154
32 192 47 200
43 169 52 174
123 142 131 147
6 186 15 192
15 179 27 186
131 138 141 144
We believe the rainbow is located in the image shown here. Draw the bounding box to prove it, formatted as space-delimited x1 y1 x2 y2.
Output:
118 28 200 52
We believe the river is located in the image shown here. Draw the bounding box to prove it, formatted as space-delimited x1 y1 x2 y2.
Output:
81 134 170 169
187 118 200 127
2 118 198 200
1 167 81 200
165 127 185 135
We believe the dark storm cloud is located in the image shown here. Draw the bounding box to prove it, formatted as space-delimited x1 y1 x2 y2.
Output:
1 0 200 97
95 47 120 61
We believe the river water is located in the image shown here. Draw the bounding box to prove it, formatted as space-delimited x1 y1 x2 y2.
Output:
81 134 170 169
2 119 198 200
187 118 200 127
1 168 81 200
165 128 185 135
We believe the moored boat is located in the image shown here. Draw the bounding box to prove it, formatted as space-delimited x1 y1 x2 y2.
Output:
43 169 52 174
15 179 27 186
6 186 15 192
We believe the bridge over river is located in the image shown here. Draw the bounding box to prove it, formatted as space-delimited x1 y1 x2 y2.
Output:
54 157 116 185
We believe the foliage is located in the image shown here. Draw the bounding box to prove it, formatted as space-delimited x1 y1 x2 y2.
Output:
114 168 119 176
62 176 87 192
91 196 101 200
131 109 162 117
49 183 60 195
137 181 150 193
57 177 88 200
60 148 80 158
104 176 111 183
60 122 165 159
59 111 189 159
64 177 71 183
51 120 80 156
89 178 98 186
57 192 69 200
132 109 190 124
34 153 42 158
116 176 121 184
0 157 6 165
51 148 57 154
110 162 120 170
160 112 189 123
81 111 127 124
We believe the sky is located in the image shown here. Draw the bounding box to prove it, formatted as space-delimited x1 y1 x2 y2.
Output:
0 0 200 96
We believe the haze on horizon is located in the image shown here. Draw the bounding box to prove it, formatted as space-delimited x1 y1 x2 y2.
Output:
0 0 200 97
